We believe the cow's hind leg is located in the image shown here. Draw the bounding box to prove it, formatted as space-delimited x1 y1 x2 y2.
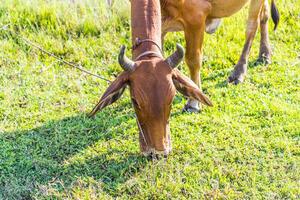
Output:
228 0 263 84
257 0 272 64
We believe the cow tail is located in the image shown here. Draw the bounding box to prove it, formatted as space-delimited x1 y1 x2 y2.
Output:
271 0 280 31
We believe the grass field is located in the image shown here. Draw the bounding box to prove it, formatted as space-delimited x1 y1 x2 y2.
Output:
0 0 299 199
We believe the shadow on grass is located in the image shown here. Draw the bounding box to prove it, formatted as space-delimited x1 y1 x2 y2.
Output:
202 70 225 82
202 69 229 88
203 58 269 89
0 108 149 199
248 58 270 69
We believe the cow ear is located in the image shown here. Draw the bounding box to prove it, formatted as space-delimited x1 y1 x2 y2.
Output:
88 72 129 117
172 69 213 107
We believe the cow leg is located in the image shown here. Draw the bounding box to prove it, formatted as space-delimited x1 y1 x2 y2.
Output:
183 23 205 112
258 0 272 64
228 0 263 84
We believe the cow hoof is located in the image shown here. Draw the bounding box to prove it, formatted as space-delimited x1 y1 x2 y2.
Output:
205 18 222 34
228 74 244 85
183 99 201 113
228 64 247 85
257 55 271 65
182 105 200 113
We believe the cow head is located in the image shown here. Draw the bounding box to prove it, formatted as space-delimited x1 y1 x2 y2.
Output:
89 44 212 156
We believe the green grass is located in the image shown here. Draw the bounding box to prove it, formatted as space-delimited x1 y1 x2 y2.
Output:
0 0 299 199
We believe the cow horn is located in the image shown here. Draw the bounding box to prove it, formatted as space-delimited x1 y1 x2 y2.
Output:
118 45 135 71
165 43 185 68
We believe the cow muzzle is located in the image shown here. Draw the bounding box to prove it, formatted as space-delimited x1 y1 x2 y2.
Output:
138 121 172 158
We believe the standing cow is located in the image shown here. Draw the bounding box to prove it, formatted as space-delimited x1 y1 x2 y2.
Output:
161 0 279 112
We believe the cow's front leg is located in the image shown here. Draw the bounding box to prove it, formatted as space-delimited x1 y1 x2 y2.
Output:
229 0 263 84
183 23 205 113
258 0 271 64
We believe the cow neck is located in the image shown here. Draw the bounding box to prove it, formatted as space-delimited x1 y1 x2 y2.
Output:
131 0 162 60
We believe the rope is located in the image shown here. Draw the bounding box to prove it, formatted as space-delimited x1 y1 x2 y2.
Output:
132 37 163 54
1 24 111 83
134 51 163 61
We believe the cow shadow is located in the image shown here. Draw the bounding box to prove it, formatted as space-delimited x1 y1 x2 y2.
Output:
201 69 229 89
0 103 149 199
205 58 269 89
249 58 271 69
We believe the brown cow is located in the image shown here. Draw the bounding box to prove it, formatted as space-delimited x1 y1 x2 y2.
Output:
89 0 212 156
161 0 279 112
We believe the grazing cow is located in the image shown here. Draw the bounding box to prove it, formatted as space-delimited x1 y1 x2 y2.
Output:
161 0 279 112
89 0 212 156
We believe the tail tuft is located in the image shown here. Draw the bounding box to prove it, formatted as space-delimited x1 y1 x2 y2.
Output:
271 0 280 31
